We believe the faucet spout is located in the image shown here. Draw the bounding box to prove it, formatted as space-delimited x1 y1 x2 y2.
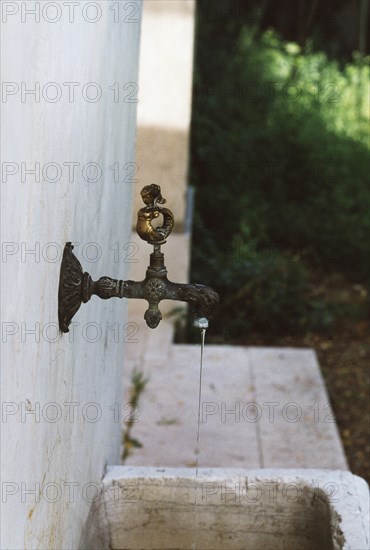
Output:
164 281 219 326
91 255 219 329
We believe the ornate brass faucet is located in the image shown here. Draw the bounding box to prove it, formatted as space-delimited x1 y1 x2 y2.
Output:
58 185 219 332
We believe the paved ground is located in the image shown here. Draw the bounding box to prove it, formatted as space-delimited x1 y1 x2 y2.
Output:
123 319 348 470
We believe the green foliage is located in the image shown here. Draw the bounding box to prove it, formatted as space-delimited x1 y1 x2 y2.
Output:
190 26 370 338
121 368 149 462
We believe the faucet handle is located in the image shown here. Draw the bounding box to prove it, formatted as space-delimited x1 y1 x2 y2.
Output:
136 184 174 245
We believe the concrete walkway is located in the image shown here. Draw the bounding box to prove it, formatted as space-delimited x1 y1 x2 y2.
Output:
123 319 348 470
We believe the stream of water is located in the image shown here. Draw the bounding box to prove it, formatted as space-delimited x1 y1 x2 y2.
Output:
191 327 206 550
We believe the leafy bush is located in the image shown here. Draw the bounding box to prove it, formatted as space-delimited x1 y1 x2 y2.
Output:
190 25 369 338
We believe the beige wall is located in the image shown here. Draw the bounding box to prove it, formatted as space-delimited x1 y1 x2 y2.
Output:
133 0 195 229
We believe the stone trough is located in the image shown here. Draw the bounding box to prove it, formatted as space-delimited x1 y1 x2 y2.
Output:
81 466 369 550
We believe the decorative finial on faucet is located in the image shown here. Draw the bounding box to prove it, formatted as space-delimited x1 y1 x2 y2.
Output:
136 184 174 245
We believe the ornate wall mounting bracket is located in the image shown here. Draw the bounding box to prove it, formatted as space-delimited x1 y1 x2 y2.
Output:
58 185 219 332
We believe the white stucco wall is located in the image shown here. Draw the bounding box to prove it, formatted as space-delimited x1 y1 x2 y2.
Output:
1 2 142 548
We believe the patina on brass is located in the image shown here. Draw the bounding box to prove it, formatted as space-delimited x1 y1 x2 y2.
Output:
58 185 219 332
136 184 174 244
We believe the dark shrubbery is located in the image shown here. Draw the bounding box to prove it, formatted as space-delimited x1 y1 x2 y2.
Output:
190 25 369 338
